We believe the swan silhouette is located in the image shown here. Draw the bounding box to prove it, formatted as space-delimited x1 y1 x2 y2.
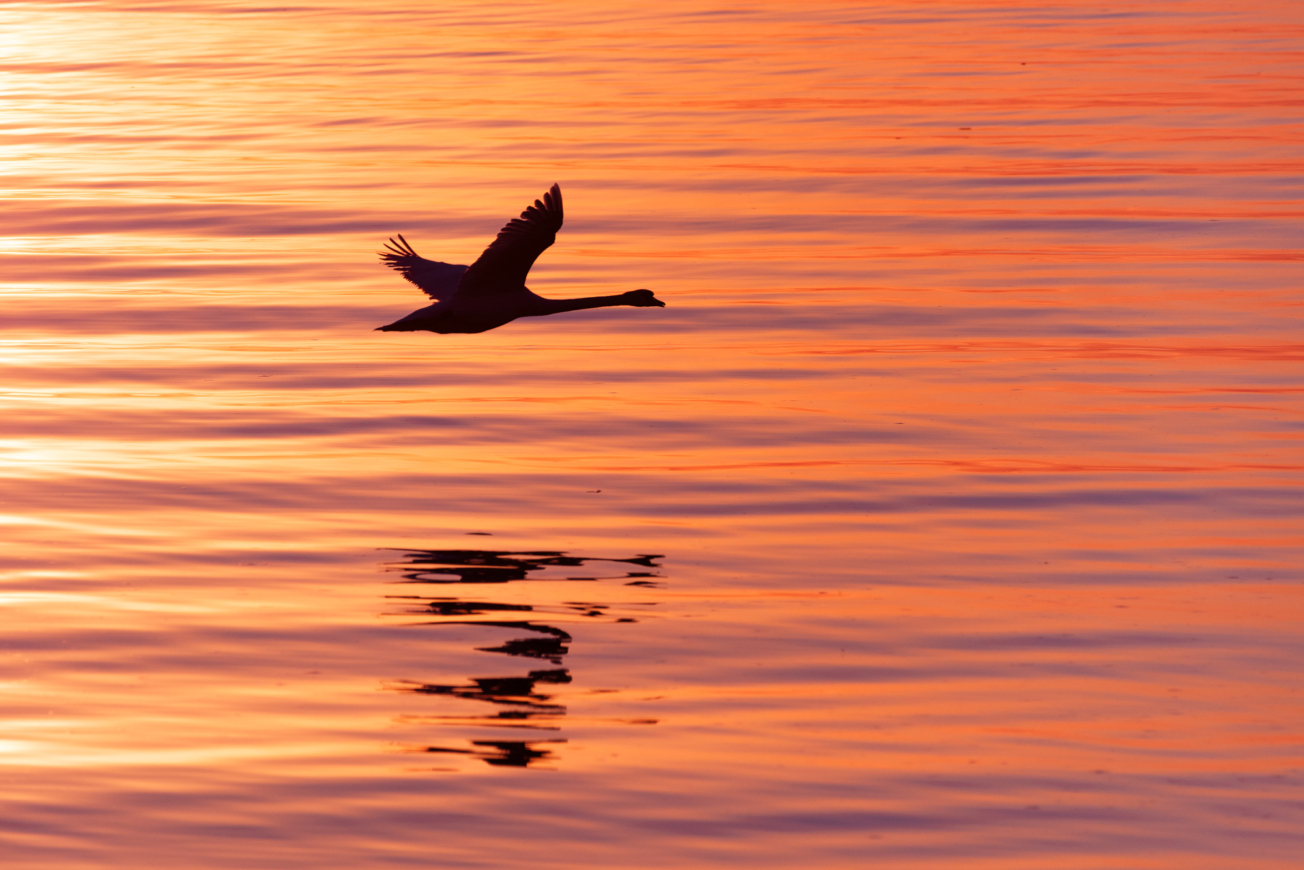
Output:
377 184 664 334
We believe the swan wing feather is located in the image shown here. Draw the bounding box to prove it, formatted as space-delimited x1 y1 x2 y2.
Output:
457 184 563 297
379 234 468 301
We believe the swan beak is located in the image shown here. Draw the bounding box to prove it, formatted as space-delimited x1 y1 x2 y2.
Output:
635 289 666 307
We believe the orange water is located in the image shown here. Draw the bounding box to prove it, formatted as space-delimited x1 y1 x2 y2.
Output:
1 1 1302 867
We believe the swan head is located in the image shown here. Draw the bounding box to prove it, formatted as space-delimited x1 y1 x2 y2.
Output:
624 289 665 307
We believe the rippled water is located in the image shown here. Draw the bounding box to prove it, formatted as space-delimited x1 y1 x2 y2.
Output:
2 1 1302 867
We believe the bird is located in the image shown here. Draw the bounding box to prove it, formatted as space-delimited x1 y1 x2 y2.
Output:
376 184 664 334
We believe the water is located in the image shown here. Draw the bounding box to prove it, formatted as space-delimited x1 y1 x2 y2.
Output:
2 1 1302 867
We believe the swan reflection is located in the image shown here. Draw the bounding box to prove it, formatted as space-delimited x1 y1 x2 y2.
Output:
383 547 664 768
389 548 663 584
419 739 568 768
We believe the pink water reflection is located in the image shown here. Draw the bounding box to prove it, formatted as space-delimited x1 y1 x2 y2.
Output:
0 0 1302 867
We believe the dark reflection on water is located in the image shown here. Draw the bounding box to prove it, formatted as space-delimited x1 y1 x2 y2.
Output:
419 739 569 768
384 548 663 767
389 549 664 585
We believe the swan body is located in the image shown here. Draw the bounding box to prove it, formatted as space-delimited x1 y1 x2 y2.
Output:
377 184 664 334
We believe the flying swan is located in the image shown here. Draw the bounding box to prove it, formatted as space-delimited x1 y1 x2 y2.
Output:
377 184 664 334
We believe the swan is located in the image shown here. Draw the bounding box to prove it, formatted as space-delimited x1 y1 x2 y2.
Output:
376 184 664 334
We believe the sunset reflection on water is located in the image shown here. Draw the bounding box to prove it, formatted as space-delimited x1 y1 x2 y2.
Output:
1 0 1302 867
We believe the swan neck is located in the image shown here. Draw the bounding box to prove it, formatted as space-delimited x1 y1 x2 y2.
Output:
539 294 628 314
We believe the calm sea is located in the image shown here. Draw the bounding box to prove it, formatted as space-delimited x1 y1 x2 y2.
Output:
1 1 1301 867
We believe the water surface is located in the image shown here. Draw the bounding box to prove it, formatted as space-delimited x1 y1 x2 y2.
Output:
1 1 1302 867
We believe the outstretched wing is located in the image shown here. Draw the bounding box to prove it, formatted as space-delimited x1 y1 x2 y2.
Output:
457 184 563 298
379 234 468 301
